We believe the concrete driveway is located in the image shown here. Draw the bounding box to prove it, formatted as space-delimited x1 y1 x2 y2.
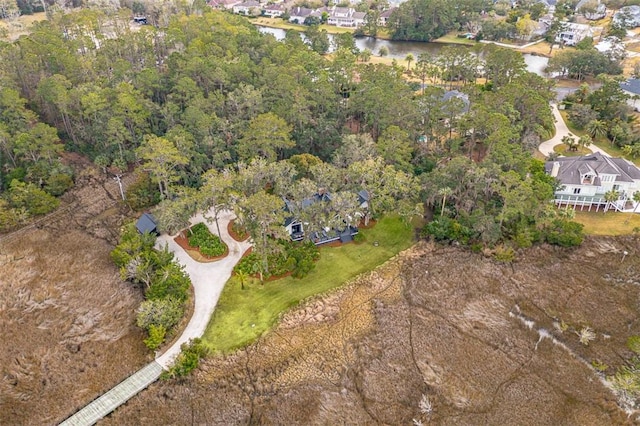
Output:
155 209 251 368
538 104 611 158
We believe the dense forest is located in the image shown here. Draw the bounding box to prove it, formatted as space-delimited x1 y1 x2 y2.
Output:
0 8 583 253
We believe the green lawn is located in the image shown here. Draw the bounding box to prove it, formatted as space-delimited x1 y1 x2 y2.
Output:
433 32 476 46
573 210 640 236
202 215 415 353
553 144 592 156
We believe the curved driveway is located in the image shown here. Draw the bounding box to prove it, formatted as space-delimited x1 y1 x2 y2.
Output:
538 104 611 158
156 209 251 367
61 209 251 425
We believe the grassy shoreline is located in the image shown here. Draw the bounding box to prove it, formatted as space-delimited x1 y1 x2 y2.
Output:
202 215 416 353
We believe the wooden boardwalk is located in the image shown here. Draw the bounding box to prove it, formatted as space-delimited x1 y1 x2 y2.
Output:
59 361 164 426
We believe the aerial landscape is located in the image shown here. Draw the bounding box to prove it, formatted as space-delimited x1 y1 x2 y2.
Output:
1 0 640 424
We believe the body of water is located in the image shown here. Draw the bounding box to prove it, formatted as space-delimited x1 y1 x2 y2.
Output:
257 26 550 77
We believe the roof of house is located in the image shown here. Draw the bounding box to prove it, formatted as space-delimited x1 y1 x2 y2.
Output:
620 78 640 95
614 5 640 27
264 4 284 10
290 7 313 17
442 90 471 113
358 189 370 205
545 152 640 186
234 0 260 7
352 11 367 19
380 8 396 18
135 213 157 234
208 0 239 6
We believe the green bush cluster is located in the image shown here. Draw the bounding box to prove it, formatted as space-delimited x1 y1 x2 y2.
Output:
422 216 583 251
0 180 61 231
231 221 249 240
125 171 161 211
543 219 584 247
234 240 320 280
163 338 209 379
187 222 227 257
421 217 472 244
112 223 190 350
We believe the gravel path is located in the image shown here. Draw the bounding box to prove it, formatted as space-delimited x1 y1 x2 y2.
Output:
156 209 251 367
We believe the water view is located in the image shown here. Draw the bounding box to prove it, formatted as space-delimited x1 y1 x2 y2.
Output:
257 26 550 77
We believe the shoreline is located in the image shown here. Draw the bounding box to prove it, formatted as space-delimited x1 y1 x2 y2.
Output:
250 18 554 57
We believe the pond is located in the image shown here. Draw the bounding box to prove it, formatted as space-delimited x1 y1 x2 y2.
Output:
257 26 550 77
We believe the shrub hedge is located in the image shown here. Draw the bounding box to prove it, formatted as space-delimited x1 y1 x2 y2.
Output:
188 222 227 257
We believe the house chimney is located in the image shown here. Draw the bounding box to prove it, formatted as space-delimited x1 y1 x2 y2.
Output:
551 161 560 178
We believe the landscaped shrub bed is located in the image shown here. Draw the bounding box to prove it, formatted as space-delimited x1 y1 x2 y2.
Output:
229 220 249 241
187 223 226 257
234 240 320 280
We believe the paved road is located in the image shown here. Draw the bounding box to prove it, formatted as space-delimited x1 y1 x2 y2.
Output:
60 209 251 425
538 104 611 158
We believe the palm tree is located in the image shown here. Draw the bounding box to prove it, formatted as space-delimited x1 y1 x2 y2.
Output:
438 187 453 217
578 134 592 150
625 191 640 224
586 120 607 140
604 189 619 213
405 53 414 72
236 270 249 290
562 134 578 152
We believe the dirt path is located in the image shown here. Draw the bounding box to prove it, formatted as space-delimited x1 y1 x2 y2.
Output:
538 104 611 158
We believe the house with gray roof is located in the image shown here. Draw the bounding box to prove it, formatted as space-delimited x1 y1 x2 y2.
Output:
232 0 260 15
378 8 396 26
614 5 640 28
135 213 158 235
546 152 640 210
283 190 361 245
326 6 366 27
289 7 313 24
619 77 640 111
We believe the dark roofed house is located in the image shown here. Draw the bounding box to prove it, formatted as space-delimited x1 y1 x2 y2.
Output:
620 78 640 111
136 213 158 235
283 190 360 245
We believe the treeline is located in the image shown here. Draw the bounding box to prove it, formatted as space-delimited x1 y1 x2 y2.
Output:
387 0 490 41
0 9 584 251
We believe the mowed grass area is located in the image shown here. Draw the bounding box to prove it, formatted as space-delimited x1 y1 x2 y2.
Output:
202 215 416 353
573 210 640 235
432 32 476 46
553 144 592 156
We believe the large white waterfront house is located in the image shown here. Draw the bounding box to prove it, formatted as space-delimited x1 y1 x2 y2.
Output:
546 153 640 211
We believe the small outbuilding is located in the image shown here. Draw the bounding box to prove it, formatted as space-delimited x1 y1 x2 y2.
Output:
135 213 159 235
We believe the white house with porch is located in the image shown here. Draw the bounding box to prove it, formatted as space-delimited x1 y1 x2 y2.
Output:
546 152 640 211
